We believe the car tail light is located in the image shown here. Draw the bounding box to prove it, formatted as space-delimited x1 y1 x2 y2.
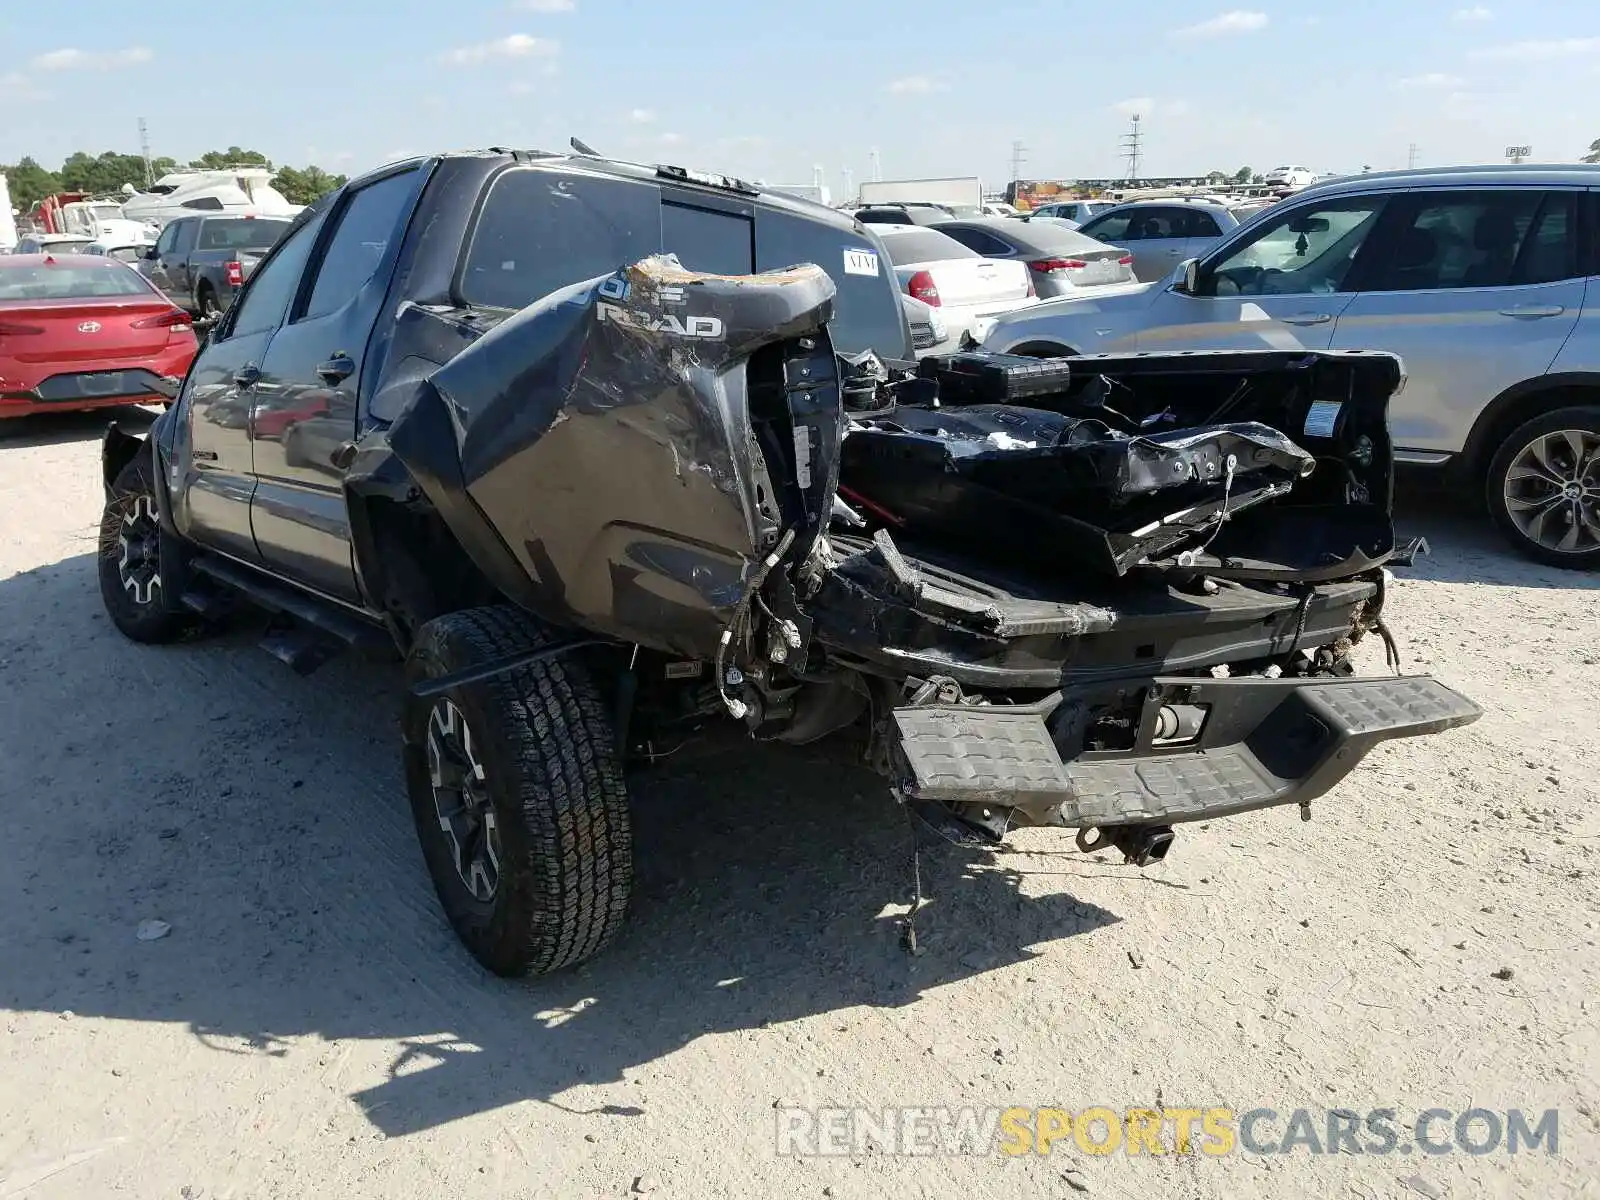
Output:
0 322 45 336
132 309 195 333
1030 258 1090 274
907 270 940 307
1118 254 1134 267
225 260 244 287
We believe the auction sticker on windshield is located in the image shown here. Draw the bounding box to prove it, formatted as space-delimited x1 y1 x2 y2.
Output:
844 248 879 276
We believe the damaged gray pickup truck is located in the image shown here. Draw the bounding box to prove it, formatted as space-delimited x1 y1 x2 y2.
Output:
97 148 1481 976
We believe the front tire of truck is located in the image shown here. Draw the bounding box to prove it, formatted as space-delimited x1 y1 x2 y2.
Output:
97 454 194 644
402 606 633 977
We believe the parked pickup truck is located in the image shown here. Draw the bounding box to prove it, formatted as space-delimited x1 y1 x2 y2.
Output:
137 213 293 319
97 148 1481 978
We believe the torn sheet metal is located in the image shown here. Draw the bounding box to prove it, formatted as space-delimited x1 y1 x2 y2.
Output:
837 403 1317 577
386 254 841 658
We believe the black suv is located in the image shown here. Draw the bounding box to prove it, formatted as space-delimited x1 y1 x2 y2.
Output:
97 149 1478 977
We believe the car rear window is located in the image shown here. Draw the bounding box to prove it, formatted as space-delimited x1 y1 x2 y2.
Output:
0 261 155 300
198 219 293 251
1010 224 1109 255
461 167 913 359
876 228 976 265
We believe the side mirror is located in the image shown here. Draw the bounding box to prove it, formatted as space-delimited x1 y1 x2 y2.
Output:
1174 258 1199 294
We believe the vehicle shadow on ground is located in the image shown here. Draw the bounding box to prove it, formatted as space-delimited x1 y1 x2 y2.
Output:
1393 479 1600 592
0 550 1121 1141
0 405 159 449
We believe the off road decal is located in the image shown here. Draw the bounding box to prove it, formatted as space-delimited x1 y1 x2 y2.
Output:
596 301 724 339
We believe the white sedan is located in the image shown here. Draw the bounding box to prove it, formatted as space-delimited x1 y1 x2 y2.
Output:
872 225 1037 349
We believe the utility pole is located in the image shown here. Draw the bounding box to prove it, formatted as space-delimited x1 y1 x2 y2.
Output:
1408 143 1420 169
1120 114 1143 182
1009 139 1026 184
138 117 154 187
868 147 881 183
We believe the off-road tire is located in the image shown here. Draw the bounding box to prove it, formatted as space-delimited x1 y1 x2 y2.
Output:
1485 406 1600 571
97 453 194 643
402 606 633 977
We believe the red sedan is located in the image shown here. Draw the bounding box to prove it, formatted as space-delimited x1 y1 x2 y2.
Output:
0 254 198 418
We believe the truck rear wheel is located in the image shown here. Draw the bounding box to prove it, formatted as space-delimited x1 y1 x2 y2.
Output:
402 606 633 976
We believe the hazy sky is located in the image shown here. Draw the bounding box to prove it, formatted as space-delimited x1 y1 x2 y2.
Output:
1 1 1595 191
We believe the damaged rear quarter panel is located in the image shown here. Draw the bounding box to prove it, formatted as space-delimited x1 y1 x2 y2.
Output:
388 257 840 658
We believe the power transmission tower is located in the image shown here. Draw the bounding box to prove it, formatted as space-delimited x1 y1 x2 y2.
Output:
1408 143 1420 169
138 117 154 187
1009 139 1026 183
868 147 881 182
1121 114 1143 182
841 167 854 202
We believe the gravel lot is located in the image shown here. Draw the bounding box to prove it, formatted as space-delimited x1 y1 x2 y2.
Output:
1 408 1595 1200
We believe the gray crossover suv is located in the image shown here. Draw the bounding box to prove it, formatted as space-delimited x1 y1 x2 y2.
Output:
982 165 1600 568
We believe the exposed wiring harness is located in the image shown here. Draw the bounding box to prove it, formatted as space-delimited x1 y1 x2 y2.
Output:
715 527 796 720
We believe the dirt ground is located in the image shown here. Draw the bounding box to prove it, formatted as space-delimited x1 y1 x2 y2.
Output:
0 408 1595 1200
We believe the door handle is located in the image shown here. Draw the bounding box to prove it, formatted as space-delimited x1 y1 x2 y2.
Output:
1280 312 1332 326
316 353 355 384
233 363 260 387
329 441 358 471
1499 305 1565 319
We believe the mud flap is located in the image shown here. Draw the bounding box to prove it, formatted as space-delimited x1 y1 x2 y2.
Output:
892 675 1481 828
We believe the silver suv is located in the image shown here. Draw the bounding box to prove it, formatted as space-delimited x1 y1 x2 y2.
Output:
982 165 1600 569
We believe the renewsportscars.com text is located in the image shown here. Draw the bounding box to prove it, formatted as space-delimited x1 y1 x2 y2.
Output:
775 1106 1560 1158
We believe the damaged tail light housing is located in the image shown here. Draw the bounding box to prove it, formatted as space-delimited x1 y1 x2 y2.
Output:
224 260 244 288
907 270 941 307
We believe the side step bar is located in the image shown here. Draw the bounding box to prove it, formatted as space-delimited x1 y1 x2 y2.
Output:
183 554 395 671
892 675 1482 828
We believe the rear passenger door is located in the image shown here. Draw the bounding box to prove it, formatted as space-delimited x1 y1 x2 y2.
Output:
1329 189 1586 454
249 166 426 603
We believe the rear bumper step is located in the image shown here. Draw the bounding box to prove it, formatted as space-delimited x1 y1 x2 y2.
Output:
892 675 1481 828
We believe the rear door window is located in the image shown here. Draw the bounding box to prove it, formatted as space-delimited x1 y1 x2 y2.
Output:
461 170 659 308
1510 193 1581 285
1185 210 1224 238
1359 190 1546 292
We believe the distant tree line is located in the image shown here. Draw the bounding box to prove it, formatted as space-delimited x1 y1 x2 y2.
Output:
2 146 348 210
1206 168 1262 185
